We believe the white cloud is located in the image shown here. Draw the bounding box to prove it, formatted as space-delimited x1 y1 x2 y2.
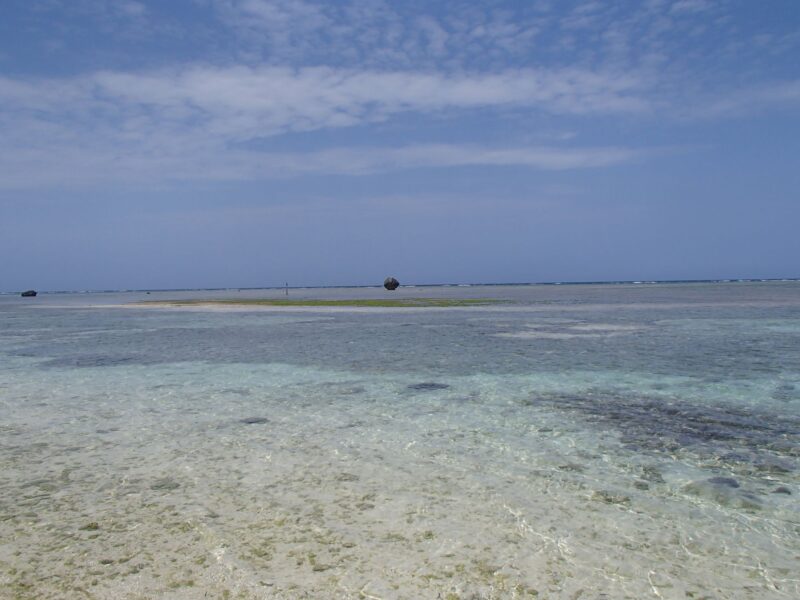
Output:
223 0 330 47
259 144 641 175
118 1 147 17
213 0 547 69
0 141 642 189
2 57 797 189
669 0 713 15
3 1 797 191
1 64 649 135
416 16 449 57
687 81 800 118
0 63 656 187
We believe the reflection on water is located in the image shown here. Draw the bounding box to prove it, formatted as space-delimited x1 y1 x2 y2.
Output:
0 282 798 598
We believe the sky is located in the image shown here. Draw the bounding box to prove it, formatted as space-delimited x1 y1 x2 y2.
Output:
1 0 799 291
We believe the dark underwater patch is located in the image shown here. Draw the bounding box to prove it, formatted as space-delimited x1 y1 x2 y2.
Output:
683 478 763 510
38 355 142 368
772 382 800 402
407 382 450 391
527 391 800 467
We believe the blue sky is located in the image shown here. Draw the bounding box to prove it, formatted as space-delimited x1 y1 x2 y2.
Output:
1 0 799 290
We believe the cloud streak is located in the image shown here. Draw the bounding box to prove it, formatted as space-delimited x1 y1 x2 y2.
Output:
0 64 651 188
2 0 799 191
0 140 642 189
690 80 800 118
2 64 650 128
1 60 796 189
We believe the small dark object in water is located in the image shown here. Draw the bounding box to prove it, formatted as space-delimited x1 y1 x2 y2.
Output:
150 477 180 491
557 463 585 473
383 277 400 291
707 476 740 488
591 490 631 505
21 290 37 297
772 486 792 495
641 465 665 483
241 417 268 425
408 382 450 391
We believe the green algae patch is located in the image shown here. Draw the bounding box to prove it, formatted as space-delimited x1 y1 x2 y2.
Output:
134 298 505 308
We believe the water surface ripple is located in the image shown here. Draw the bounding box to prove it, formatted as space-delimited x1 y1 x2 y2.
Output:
0 282 798 599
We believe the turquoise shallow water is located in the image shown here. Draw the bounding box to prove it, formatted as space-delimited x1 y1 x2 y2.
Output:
0 282 798 599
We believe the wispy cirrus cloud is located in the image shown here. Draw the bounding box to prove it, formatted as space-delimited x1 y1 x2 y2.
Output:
289 144 641 175
3 1 799 192
2 56 798 189
0 64 651 188
0 64 650 129
213 0 544 69
209 0 754 78
30 0 153 33
20 1 799 82
689 80 800 118
0 135 644 189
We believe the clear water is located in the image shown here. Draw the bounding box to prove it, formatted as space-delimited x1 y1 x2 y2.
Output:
0 282 798 599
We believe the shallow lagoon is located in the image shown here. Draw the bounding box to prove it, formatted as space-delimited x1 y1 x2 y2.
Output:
0 282 798 599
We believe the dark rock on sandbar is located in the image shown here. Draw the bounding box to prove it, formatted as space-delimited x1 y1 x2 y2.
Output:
21 290 37 297
241 417 268 425
383 277 400 290
407 382 450 391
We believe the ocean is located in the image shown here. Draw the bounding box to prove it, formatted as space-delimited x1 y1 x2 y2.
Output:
1 281 798 599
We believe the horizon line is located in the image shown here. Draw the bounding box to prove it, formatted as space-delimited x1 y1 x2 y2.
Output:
3 277 799 295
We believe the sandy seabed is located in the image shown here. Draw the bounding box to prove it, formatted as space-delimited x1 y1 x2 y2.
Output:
2 284 799 599
1 360 797 599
